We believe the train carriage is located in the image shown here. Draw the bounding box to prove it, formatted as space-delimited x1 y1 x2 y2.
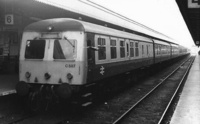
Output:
89 31 154 83
170 43 179 58
17 18 155 98
16 18 189 109
153 39 171 63
178 45 189 55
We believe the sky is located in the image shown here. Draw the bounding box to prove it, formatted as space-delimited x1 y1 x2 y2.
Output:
89 0 195 48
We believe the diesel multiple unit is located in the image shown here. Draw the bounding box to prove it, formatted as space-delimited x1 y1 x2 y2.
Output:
16 18 189 106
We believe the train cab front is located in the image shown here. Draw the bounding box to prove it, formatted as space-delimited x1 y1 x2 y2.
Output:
16 28 86 101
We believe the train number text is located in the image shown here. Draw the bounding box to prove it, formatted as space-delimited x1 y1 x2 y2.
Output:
65 64 76 68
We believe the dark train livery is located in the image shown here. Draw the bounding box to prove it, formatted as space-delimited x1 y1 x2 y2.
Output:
16 18 189 104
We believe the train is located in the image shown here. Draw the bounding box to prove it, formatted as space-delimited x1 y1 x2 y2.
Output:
16 18 189 108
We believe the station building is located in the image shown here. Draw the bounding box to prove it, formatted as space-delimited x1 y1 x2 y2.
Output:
0 0 40 73
0 0 81 73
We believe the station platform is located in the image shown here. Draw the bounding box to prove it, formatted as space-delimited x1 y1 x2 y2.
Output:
0 74 18 96
170 54 200 124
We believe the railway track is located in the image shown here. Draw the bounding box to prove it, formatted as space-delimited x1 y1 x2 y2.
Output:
7 115 34 124
112 56 195 124
0 56 193 124
54 56 194 124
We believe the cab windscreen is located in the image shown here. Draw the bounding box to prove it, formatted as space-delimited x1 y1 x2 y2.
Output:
25 40 45 59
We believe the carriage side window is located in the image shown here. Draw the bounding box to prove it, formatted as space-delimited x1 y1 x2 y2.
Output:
110 39 117 59
159 45 162 55
147 45 149 55
98 38 106 60
167 46 168 54
120 40 125 58
168 46 170 54
164 46 166 54
154 44 157 55
166 46 168 54
130 42 134 57
135 42 139 57
157 45 160 55
160 45 163 54
142 45 144 55
53 39 76 60
25 40 45 59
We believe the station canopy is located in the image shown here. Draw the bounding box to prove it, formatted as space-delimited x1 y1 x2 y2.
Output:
9 0 178 43
176 0 200 47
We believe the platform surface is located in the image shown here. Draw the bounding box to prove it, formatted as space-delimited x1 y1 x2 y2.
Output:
0 74 18 96
170 55 200 124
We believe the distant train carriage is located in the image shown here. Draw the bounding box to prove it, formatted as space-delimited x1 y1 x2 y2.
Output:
171 43 179 58
16 18 189 109
153 39 171 63
179 45 189 55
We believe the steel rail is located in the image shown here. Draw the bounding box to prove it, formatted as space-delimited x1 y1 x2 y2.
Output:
7 114 35 124
112 56 193 124
157 56 195 124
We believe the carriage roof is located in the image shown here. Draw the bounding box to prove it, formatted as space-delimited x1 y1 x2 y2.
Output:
24 18 164 43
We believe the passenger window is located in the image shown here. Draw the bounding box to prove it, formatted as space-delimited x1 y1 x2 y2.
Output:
142 45 144 55
157 45 160 55
130 42 134 57
164 46 166 54
110 39 117 59
159 45 161 54
135 42 139 57
97 38 106 60
120 40 125 58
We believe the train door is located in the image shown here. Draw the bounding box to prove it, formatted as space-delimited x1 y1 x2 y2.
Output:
129 40 134 59
86 33 95 83
152 40 155 64
146 44 149 58
141 43 144 58
170 44 172 58
147 43 152 58
135 41 139 58
125 39 130 59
